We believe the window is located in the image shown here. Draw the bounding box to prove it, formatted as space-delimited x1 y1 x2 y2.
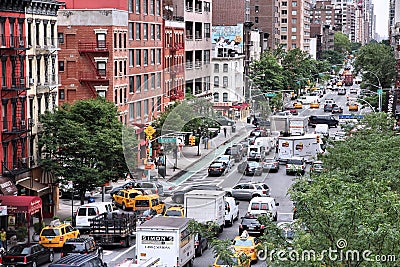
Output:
204 2 210 12
150 24 155 39
136 101 142 118
129 49 134 66
281 18 287 23
97 61 106 76
204 50 210 64
143 49 148 65
223 93 228 102
291 36 297 40
292 27 297 33
282 10 287 15
136 49 141 66
128 0 133 12
223 64 228 72
292 18 297 24
59 89 65 100
150 0 155 15
129 76 134 93
282 1 287 6
58 32 64 44
292 10 297 15
255 17 259 23
157 96 161 111
214 76 219 87
136 23 141 40
214 64 219 73
129 22 134 39
214 92 219 102
281 27 287 32
143 74 148 91
150 49 155 64
58 61 64 72
143 23 148 40
221 76 228 89
114 61 118 76
281 35 287 40
143 0 148 14
135 0 141 13
144 99 149 115
291 44 297 48
292 1 297 6
156 72 161 88
156 49 162 64
204 23 210 38
151 73 155 89
156 0 161 16
255 6 259 12
129 103 134 120
136 75 141 92
97 33 106 48
156 25 161 40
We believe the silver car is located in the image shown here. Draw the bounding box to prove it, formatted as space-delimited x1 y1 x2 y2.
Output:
229 182 270 200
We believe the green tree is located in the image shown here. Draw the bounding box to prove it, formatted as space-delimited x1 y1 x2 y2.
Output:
354 43 396 88
334 32 351 53
320 50 345 66
39 98 137 204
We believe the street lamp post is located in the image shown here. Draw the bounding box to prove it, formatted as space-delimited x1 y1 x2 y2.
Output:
363 71 382 112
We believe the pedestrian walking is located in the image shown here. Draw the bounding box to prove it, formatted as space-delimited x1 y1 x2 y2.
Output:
0 228 6 250
223 127 227 138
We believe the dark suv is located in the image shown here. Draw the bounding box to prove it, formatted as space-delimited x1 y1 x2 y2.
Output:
61 238 103 259
308 115 339 128
239 215 265 236
49 254 107 267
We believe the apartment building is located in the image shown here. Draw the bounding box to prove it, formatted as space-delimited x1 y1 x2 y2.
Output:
279 0 312 52
310 1 335 56
171 0 212 98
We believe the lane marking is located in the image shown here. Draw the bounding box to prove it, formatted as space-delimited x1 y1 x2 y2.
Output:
111 244 136 262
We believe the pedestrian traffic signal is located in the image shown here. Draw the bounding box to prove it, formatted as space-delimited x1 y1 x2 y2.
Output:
189 135 196 146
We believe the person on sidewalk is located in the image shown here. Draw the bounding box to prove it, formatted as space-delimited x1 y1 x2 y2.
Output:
223 127 227 138
0 228 6 250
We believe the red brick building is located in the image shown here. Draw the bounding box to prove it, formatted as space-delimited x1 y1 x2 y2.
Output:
0 1 30 185
164 20 185 102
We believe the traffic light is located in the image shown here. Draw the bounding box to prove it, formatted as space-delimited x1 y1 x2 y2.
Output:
316 135 320 143
189 135 196 146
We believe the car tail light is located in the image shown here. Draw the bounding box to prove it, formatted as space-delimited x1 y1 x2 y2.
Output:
60 236 64 241
24 257 27 264
155 189 158 194
0 257 3 264
262 190 267 194
168 187 172 190
61 253 64 257
286 164 288 168
274 162 278 166
195 241 199 246
302 166 305 169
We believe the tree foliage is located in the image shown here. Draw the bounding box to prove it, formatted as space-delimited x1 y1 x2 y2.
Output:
334 32 351 53
320 50 345 66
354 43 396 88
39 98 137 204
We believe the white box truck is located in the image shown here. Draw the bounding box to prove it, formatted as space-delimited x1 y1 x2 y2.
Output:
289 116 309 136
184 190 225 233
277 134 323 162
270 115 290 134
135 217 195 267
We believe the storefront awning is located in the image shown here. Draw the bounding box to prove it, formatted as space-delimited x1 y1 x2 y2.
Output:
0 196 42 215
17 178 51 197
0 177 18 196
231 103 249 109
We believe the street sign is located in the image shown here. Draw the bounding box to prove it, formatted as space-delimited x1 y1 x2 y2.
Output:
144 125 156 136
377 89 383 94
265 93 276 97
158 137 177 143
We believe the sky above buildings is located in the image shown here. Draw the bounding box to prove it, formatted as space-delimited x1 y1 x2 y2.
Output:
372 0 389 38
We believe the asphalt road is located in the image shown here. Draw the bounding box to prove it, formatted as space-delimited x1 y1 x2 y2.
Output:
46 86 365 267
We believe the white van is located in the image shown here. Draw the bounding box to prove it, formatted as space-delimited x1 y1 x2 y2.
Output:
247 145 266 162
247 197 279 221
314 124 329 137
75 202 115 232
224 197 239 226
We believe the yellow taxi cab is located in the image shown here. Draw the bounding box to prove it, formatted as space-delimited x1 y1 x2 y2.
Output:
164 205 185 217
232 231 260 262
213 252 251 267
293 102 303 109
133 194 166 214
39 220 80 248
112 188 143 210
310 101 319 108
348 103 359 111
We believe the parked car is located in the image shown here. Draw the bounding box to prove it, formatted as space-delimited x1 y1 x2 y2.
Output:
109 181 164 197
194 232 208 257
1 244 54 267
171 184 229 204
157 180 177 197
61 237 103 259
285 157 306 175
237 161 263 176
208 161 228 177
216 116 235 126
261 157 279 172
229 182 270 200
239 215 265 236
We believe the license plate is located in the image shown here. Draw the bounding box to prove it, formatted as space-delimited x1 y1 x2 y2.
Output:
248 227 255 230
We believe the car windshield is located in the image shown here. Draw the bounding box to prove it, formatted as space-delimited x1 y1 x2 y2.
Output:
248 162 259 167
242 218 259 225
287 159 303 165
62 244 85 253
129 192 141 198
8 246 30 255
165 210 182 217
234 239 253 246
249 148 258 152
210 162 223 168
264 159 275 163
41 229 59 236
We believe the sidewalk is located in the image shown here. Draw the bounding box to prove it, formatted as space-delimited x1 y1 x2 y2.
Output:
51 120 252 223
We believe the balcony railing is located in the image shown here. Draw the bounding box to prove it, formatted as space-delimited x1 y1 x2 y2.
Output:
78 41 108 53
78 71 109 81
2 119 30 134
2 159 29 178
1 76 29 90
0 35 26 49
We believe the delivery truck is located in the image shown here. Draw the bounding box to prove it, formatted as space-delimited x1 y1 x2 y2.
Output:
277 134 323 163
184 190 225 234
135 217 195 267
270 115 290 135
288 116 308 136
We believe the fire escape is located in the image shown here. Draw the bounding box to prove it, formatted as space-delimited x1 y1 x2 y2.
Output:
78 41 109 96
169 41 184 101
1 34 31 180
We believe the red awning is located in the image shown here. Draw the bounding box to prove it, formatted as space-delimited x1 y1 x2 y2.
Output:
231 103 249 109
0 196 42 215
